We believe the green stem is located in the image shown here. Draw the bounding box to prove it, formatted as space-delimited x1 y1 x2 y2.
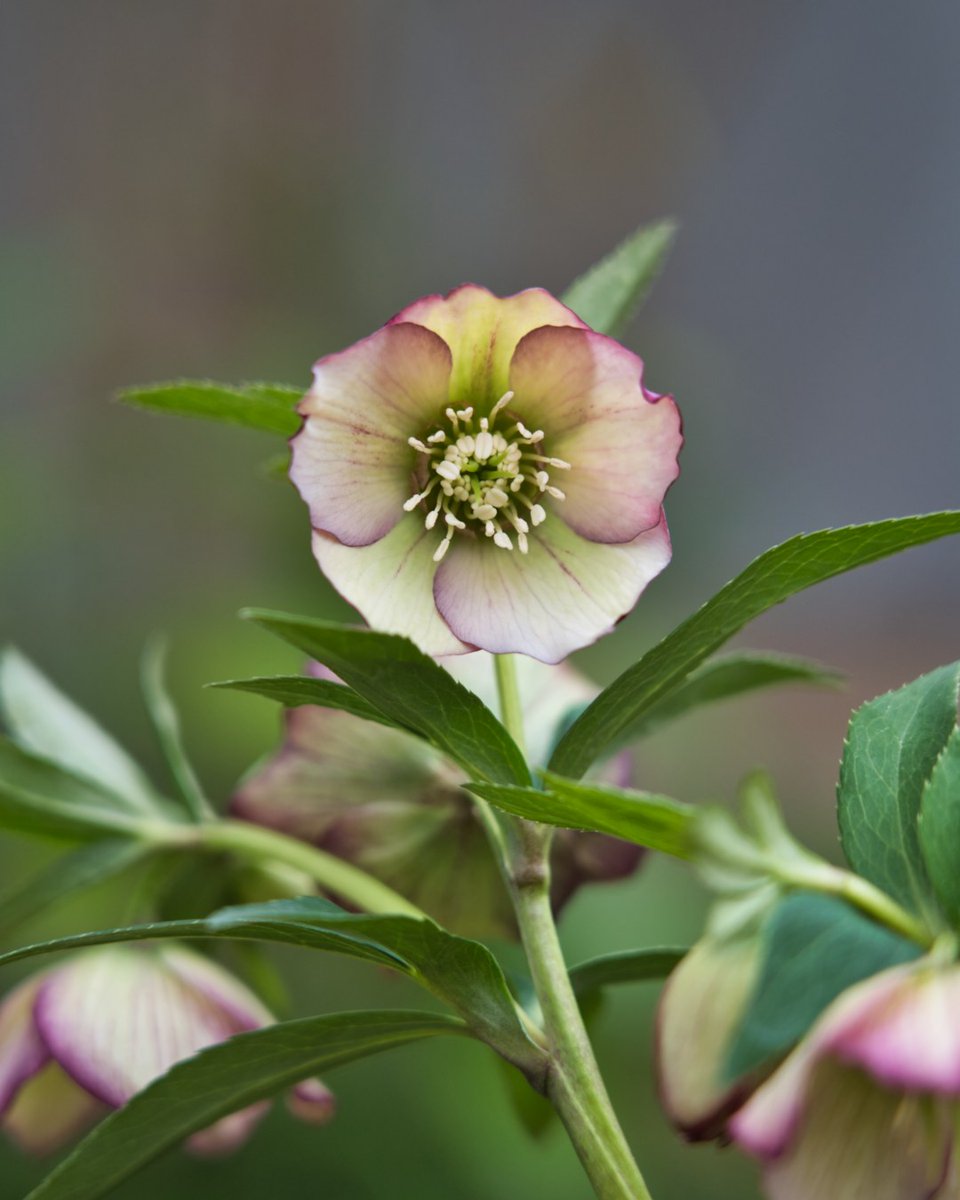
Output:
156 819 426 919
778 859 934 947
493 655 651 1200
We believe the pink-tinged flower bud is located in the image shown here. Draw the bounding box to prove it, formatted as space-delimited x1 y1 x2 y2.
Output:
729 963 960 1200
233 655 643 939
656 933 767 1141
0 946 334 1157
289 284 681 663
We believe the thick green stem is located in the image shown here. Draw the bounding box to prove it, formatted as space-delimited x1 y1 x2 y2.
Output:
493 654 652 1200
156 819 426 918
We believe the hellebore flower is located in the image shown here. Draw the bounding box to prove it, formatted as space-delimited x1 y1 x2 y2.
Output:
0 945 334 1156
729 961 960 1200
290 285 682 663
233 654 642 939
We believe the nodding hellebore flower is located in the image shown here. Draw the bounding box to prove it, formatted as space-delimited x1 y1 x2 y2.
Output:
290 285 682 663
233 654 642 940
728 961 960 1200
0 945 334 1156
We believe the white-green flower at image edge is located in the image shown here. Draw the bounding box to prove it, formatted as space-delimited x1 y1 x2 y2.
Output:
233 653 642 939
0 946 334 1156
729 961 960 1200
290 285 682 663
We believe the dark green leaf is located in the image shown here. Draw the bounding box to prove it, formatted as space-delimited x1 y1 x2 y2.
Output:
617 653 842 745
725 892 921 1080
140 638 213 821
27 1010 466 1200
0 648 160 814
569 947 687 1001
207 674 398 729
0 897 544 1077
118 380 302 436
838 662 960 918
0 738 154 841
918 727 960 923
468 776 693 858
242 611 530 786
562 218 677 336
551 513 960 780
0 841 149 937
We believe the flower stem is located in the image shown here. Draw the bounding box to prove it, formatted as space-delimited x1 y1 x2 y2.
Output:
157 819 427 919
493 655 652 1200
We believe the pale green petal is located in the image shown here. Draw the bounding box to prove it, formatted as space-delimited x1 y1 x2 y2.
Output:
311 519 470 657
3 1062 102 1155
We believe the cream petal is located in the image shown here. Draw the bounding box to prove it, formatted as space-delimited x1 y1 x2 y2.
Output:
508 326 682 544
433 512 672 663
311 520 471 657
0 976 48 1114
755 1061 952 1200
391 284 586 409
287 1078 337 1127
291 322 452 546
656 935 766 1140
35 947 269 1107
3 1062 102 1156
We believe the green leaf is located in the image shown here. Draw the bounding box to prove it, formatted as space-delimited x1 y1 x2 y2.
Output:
207 674 398 729
242 611 530 786
118 380 302 436
562 218 677 336
140 638 213 821
468 775 693 857
838 662 960 918
619 652 843 744
27 1010 466 1200
0 648 160 814
919 727 960 923
550 513 960 780
0 738 154 841
725 892 921 1080
0 897 544 1077
0 840 149 937
569 947 686 1001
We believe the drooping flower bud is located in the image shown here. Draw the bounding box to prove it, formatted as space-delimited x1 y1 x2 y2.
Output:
0 945 334 1156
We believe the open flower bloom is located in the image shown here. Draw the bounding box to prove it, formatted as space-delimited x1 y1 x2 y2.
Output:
290 285 681 663
233 653 642 939
0 945 334 1156
729 962 960 1200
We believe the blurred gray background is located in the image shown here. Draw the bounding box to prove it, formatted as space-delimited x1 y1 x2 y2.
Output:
1 2 958 1197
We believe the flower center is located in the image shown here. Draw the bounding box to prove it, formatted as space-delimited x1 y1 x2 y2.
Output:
404 390 570 563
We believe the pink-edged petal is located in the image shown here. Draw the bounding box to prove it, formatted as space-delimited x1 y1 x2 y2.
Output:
437 652 598 767
508 326 682 544
0 976 48 1114
287 1078 337 1127
35 947 269 1107
433 511 672 663
187 1102 271 1156
290 322 452 546
311 519 471 657
730 964 917 1158
157 945 273 1030
749 1060 952 1200
830 965 960 1094
3 1061 103 1156
390 284 586 408
656 936 766 1140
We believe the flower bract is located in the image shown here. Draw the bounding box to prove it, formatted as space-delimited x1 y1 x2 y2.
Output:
290 285 681 662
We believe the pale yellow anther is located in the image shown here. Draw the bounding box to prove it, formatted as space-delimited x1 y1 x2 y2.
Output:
435 460 461 481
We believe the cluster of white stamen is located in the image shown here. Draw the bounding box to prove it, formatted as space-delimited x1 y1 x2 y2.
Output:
403 390 570 562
